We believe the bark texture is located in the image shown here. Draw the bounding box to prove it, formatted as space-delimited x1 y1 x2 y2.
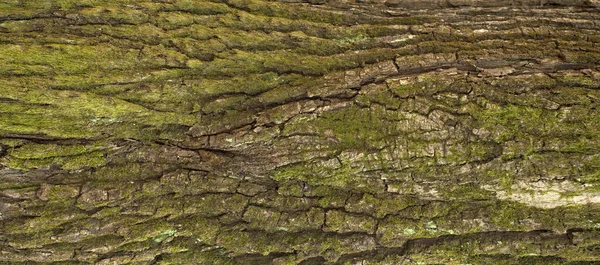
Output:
1 0 600 264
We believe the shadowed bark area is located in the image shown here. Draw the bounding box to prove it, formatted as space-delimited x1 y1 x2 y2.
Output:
1 0 600 264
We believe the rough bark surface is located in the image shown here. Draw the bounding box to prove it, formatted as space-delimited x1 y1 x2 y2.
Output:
1 0 600 264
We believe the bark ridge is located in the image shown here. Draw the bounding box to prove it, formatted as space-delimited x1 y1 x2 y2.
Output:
1 0 600 264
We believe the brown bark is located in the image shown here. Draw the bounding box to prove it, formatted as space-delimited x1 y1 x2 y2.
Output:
1 0 600 264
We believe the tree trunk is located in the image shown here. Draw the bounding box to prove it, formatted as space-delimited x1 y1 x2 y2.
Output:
1 0 600 264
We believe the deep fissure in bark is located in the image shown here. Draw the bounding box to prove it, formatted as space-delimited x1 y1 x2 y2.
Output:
1 0 600 264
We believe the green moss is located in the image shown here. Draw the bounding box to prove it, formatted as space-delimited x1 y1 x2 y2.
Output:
316 189 349 208
199 47 389 78
0 114 87 139
91 162 162 182
491 73 557 91
225 0 350 25
170 24 214 40
473 97 600 157
487 201 568 232
357 85 401 108
475 104 547 142
213 28 291 52
0 182 38 190
117 239 154 252
173 0 229 15
79 6 148 24
485 169 515 190
488 202 528 230
377 217 428 246
260 51 337 76
557 74 600 88
311 106 387 150
387 74 453 98
91 207 121 219
333 34 369 44
0 2 598 263
0 80 195 140
277 180 304 197
157 248 235 265
256 83 307 105
100 23 165 44
0 44 128 75
75 234 125 253
200 95 249 114
189 109 255 136
566 52 600 65
8 142 102 159
216 229 374 260
200 50 266 77
0 138 27 147
190 72 296 97
6 229 63 249
183 194 249 217
440 184 495 200
346 193 419 218
243 205 325 232
13 201 86 234
273 161 364 190
290 34 347 56
516 255 565 265
405 241 474 264
442 141 501 165
120 218 178 244
325 210 376 233
156 11 196 30
43 185 80 201
153 229 177 243
216 229 283 256
0 20 44 33
173 215 221 245
0 2 53 15
467 254 516 265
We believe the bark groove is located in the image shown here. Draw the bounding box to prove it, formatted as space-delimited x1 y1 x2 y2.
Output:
1 0 600 264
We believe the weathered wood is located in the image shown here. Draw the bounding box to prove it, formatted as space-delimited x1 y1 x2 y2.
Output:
1 0 600 264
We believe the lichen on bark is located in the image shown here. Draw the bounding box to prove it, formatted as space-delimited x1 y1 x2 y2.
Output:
1 0 600 264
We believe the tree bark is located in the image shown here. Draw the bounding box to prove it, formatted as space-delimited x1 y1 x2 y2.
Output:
1 0 600 264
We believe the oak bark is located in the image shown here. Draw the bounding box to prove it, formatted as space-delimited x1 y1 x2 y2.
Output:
1 0 600 264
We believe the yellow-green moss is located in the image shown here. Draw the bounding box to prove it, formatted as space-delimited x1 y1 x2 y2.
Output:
273 162 363 190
